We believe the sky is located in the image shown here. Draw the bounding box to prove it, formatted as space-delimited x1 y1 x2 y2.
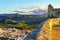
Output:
0 0 60 13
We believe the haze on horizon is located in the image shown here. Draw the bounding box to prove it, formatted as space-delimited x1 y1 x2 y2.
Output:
0 0 60 13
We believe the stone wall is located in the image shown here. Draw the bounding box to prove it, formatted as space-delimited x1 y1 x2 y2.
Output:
48 4 60 18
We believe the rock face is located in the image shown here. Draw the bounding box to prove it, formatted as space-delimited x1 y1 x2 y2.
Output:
24 18 60 40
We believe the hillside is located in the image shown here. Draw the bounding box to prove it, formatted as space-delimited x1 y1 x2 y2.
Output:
0 14 48 30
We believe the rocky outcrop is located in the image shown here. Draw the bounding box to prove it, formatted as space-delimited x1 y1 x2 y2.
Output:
24 18 60 40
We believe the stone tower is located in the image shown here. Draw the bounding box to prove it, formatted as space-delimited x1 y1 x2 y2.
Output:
48 4 54 17
48 4 60 18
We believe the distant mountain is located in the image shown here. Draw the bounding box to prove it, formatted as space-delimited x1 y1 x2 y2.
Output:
13 6 47 15
13 9 47 15
30 9 47 15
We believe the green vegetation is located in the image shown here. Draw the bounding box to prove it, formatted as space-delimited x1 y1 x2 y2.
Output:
0 15 46 30
0 19 38 30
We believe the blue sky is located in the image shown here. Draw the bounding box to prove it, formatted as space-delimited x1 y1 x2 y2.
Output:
0 0 60 13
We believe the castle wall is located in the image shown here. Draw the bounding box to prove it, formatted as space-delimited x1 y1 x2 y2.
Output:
48 4 60 18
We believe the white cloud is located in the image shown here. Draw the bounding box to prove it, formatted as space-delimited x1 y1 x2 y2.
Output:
53 5 60 8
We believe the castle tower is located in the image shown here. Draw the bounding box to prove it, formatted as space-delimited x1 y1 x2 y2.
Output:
48 4 54 17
